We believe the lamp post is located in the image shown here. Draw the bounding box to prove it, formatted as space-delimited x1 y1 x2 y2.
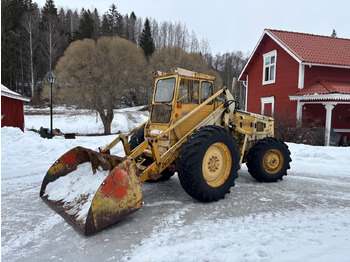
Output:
46 72 56 138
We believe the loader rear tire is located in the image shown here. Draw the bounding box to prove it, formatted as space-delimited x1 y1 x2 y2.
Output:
246 137 291 182
178 126 240 202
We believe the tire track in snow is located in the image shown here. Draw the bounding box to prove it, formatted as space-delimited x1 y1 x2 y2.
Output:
1 213 62 259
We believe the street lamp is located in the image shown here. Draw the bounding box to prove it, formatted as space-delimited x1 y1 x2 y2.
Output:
46 72 56 138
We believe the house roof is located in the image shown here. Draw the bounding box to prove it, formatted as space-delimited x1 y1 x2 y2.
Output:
289 81 350 101
239 29 350 81
1 84 31 102
265 29 350 67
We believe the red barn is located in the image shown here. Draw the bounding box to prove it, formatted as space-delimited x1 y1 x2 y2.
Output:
1 85 31 131
238 29 350 146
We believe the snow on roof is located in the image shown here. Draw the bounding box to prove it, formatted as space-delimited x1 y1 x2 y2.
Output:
1 84 31 102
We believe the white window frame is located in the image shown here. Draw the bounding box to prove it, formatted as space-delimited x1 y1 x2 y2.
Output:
262 50 277 85
261 96 275 116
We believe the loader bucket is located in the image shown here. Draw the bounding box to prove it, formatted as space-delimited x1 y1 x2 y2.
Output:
40 146 143 235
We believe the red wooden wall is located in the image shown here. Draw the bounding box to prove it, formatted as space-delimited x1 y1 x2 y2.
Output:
302 104 326 126
246 35 298 119
332 104 350 137
302 103 350 137
305 66 350 87
1 96 25 131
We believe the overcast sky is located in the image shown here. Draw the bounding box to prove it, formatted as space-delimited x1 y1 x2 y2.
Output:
35 0 350 55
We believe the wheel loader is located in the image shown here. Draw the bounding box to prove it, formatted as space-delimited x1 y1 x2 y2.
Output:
40 68 291 235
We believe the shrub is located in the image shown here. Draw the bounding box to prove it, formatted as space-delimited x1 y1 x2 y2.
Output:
273 112 324 145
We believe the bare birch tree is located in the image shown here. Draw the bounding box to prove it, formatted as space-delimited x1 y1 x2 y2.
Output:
21 10 39 97
41 14 67 71
189 30 199 53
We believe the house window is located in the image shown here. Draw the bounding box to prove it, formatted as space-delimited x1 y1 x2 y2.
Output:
263 50 277 85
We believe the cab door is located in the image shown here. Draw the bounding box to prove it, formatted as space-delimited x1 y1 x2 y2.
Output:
199 80 215 121
175 77 214 138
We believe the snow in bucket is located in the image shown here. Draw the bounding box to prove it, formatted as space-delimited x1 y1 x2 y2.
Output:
44 162 110 221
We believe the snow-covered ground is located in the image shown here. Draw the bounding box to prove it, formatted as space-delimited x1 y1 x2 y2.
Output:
1 107 350 262
24 105 148 135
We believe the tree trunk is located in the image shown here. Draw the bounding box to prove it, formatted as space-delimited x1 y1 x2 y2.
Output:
29 30 35 97
98 106 114 135
49 22 52 71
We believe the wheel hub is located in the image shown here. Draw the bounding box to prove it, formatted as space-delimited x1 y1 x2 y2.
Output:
202 142 231 187
263 149 283 174
208 156 220 172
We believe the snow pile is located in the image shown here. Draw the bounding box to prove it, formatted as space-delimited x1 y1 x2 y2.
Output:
288 142 349 175
44 162 109 221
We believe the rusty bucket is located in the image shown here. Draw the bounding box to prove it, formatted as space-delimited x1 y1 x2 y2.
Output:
40 146 143 235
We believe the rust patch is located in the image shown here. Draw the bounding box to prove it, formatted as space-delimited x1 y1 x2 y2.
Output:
60 152 77 165
100 168 129 200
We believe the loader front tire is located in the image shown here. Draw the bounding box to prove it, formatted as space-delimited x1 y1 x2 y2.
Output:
246 137 291 182
178 126 240 202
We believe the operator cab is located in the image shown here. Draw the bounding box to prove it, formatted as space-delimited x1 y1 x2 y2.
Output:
146 68 217 150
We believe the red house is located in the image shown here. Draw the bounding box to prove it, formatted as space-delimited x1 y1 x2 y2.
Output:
1 84 31 131
238 29 350 146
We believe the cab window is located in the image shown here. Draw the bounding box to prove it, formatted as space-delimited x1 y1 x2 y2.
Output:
201 81 213 104
177 78 199 104
154 78 176 103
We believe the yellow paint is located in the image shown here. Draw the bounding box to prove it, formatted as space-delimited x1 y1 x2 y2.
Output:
202 142 232 187
263 149 284 174
90 158 142 231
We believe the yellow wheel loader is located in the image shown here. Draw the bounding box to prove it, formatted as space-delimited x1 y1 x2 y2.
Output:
40 68 291 235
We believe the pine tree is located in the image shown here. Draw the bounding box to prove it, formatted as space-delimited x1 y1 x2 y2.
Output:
41 0 58 27
107 4 120 36
130 12 137 42
92 8 101 40
139 18 155 60
116 14 125 38
101 14 112 36
125 12 137 43
2 0 17 89
1 0 34 91
74 9 94 40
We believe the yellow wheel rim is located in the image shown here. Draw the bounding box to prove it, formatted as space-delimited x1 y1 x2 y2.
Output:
263 149 284 174
202 142 231 187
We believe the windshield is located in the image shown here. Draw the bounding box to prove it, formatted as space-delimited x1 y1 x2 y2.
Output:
154 78 176 103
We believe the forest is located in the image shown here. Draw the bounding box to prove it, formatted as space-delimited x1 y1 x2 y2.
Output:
1 0 248 109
